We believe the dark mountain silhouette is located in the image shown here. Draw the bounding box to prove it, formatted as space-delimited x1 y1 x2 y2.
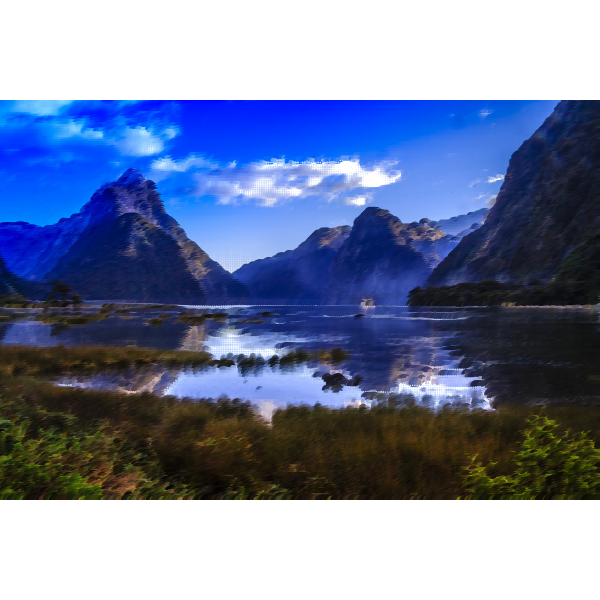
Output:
0 169 249 303
234 206 488 305
234 225 351 304
44 213 206 303
327 207 433 305
427 100 600 287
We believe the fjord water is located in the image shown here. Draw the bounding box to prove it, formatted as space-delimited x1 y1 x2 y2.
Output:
1 305 598 419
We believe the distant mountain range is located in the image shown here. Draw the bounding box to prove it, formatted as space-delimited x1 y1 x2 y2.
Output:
234 207 488 305
0 169 490 305
3 101 597 308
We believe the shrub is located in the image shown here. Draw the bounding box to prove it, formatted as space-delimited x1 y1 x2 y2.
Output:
462 413 600 499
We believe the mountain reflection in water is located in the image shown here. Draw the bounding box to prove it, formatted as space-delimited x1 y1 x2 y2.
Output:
2 305 599 417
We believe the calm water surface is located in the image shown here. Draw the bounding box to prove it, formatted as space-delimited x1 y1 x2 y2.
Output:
2 305 598 419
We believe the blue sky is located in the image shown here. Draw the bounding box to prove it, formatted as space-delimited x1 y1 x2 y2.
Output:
0 99 558 271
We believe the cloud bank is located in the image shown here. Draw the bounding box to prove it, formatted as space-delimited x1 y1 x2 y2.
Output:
149 156 401 206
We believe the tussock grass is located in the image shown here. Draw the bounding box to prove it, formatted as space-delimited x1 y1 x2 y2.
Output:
3 365 600 499
0 345 214 378
2 344 600 499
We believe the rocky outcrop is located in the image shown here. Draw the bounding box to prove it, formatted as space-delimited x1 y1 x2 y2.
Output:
427 100 600 286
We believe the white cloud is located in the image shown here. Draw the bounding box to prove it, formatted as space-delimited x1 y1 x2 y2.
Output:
163 127 178 140
486 174 504 183
176 157 401 207
344 195 370 206
486 194 498 207
479 109 493 118
11 100 73 116
149 154 218 175
108 126 166 156
468 178 482 187
50 119 104 140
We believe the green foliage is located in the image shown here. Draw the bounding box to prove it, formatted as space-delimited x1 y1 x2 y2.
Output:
0 420 104 500
548 229 600 305
408 276 599 307
411 231 600 307
462 413 600 499
43 281 83 310
0 293 31 308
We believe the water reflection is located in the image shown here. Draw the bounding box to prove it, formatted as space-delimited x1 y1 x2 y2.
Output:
2 304 599 414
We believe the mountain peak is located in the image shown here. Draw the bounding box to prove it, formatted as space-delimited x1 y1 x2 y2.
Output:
116 168 146 186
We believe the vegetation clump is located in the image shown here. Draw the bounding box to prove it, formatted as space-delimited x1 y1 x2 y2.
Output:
146 318 164 327
43 281 83 310
409 240 600 308
177 312 229 325
462 412 600 499
34 313 111 326
0 345 214 378
1 358 600 499
0 293 33 309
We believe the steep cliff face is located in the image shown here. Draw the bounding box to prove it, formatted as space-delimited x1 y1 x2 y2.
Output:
0 169 249 303
44 213 206 303
327 207 433 304
427 100 600 286
234 226 351 303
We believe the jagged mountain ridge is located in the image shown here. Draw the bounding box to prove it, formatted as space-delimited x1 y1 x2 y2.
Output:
0 169 249 303
327 207 434 304
427 100 600 286
234 206 488 305
234 225 351 304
